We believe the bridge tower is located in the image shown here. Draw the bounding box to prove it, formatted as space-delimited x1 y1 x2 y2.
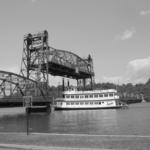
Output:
77 54 95 90
20 30 49 96
85 54 95 89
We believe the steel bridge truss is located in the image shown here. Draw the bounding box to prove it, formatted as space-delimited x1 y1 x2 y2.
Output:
48 47 94 79
20 30 95 92
48 47 95 89
0 71 44 97
0 30 95 98
20 30 49 95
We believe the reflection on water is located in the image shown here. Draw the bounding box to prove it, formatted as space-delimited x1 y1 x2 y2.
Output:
0 103 150 135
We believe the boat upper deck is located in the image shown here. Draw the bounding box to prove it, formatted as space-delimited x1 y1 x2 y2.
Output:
64 88 118 95
54 88 120 101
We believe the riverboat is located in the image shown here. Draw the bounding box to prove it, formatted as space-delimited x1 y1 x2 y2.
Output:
54 87 126 110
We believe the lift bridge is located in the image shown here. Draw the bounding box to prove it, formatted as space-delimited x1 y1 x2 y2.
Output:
0 30 94 105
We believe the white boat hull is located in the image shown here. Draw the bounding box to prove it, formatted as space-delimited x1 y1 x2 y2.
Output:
55 106 122 110
54 99 123 110
54 89 127 110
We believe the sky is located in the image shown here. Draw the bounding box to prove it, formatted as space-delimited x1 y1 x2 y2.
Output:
0 0 150 85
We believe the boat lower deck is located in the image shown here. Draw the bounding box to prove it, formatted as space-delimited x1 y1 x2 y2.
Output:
54 98 123 110
55 106 123 110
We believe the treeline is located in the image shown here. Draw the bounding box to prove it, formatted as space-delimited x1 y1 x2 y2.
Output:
94 79 150 102
48 79 150 102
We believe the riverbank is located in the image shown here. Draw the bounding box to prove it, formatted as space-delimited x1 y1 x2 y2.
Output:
0 132 150 150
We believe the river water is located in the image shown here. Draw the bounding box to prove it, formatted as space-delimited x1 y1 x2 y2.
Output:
0 102 150 135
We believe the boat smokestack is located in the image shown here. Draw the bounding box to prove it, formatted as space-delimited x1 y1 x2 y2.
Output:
67 80 70 87
62 78 65 92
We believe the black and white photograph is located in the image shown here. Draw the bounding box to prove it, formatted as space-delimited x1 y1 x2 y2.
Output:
0 0 150 149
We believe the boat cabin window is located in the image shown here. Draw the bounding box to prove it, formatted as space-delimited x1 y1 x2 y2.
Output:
80 95 84 98
71 95 74 98
71 102 74 105
57 102 62 105
109 93 114 97
66 102 70 105
95 101 99 104
66 95 70 98
99 94 103 97
85 95 88 98
104 94 108 97
76 102 79 105
85 102 89 105
90 95 93 98
99 102 101 104
80 102 84 105
94 94 98 98
75 95 79 98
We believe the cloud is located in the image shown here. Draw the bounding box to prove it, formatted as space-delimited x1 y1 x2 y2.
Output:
115 28 136 41
124 57 150 84
140 10 150 16
101 57 150 84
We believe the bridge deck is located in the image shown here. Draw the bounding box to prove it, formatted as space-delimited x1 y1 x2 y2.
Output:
0 97 51 107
